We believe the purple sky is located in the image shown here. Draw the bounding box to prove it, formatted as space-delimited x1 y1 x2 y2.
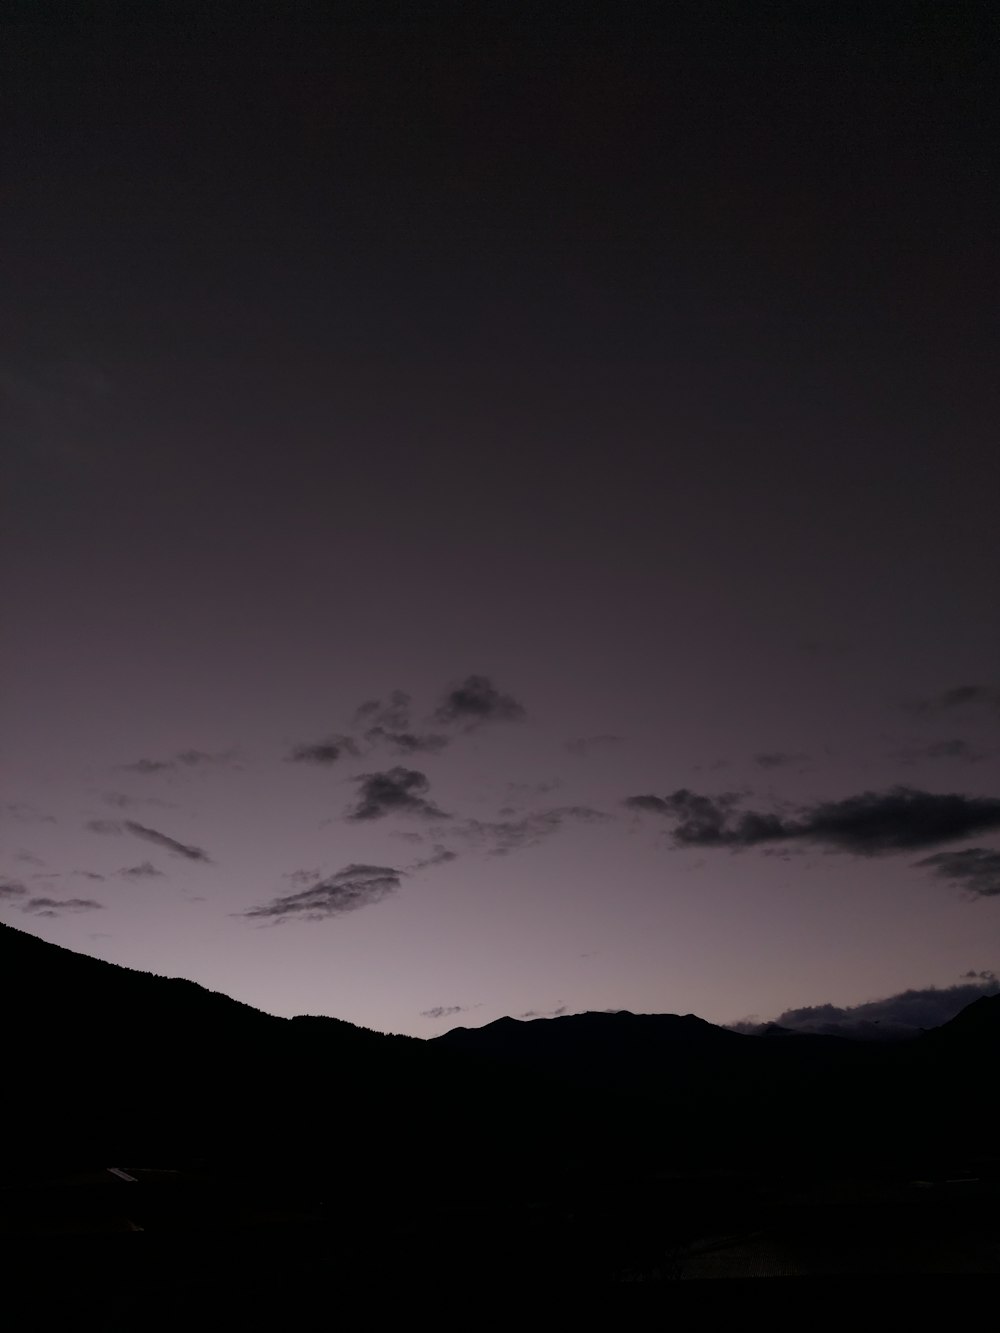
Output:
2 6 998 1036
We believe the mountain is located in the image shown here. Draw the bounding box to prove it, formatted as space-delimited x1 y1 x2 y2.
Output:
4 921 998 1185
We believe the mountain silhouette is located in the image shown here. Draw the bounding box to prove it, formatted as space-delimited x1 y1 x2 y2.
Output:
4 921 998 1187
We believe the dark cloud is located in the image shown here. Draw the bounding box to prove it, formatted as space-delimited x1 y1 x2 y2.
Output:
906 685 1000 718
624 794 673 815
22 896 103 918
287 736 358 765
119 861 165 879
518 1005 568 1019
73 870 106 881
754 751 808 769
625 786 1000 856
916 847 1000 898
123 822 212 862
731 977 1000 1040
244 864 401 922
565 735 624 757
891 739 988 765
347 768 448 821
364 726 451 755
433 675 525 729
457 806 608 856
0 880 28 900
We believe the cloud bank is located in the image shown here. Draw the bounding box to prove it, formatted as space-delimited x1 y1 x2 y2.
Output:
625 786 1000 855
732 975 1000 1039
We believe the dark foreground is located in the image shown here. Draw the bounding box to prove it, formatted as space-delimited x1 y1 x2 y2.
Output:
3 1160 999 1318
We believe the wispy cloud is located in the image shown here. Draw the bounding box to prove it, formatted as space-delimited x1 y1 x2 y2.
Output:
87 819 212 862
2 803 56 825
433 675 526 729
102 791 177 810
454 805 608 856
364 727 450 755
890 739 989 765
22 896 103 918
244 864 401 922
906 685 1000 718
347 768 448 821
754 751 808 769
354 691 412 731
420 1004 467 1020
119 861 165 879
125 821 211 862
408 844 458 871
624 786 1000 856
0 880 28 901
120 749 237 774
518 1004 568 1019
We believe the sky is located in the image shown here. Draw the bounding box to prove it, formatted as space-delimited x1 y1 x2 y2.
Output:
2 3 999 1037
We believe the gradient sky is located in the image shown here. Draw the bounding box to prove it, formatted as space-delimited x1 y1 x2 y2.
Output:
2 4 998 1036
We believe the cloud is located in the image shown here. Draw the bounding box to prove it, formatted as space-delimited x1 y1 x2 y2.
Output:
124 821 211 862
433 675 526 729
566 735 624 757
731 976 1000 1039
624 786 1000 855
73 870 106 881
409 844 458 871
244 864 401 922
906 685 1000 717
364 727 451 755
120 749 236 775
86 819 124 834
354 691 412 731
455 805 608 856
518 1005 568 1019
287 736 358 765
754 752 808 769
2 803 56 824
916 847 1000 898
102 791 176 810
119 861 165 879
22 897 103 918
624 794 674 815
420 1005 466 1020
0 880 28 900
347 768 448 821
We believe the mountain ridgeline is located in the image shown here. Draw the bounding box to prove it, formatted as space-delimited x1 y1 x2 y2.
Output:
4 922 998 1186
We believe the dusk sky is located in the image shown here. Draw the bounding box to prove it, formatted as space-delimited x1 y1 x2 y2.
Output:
3 4 998 1037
